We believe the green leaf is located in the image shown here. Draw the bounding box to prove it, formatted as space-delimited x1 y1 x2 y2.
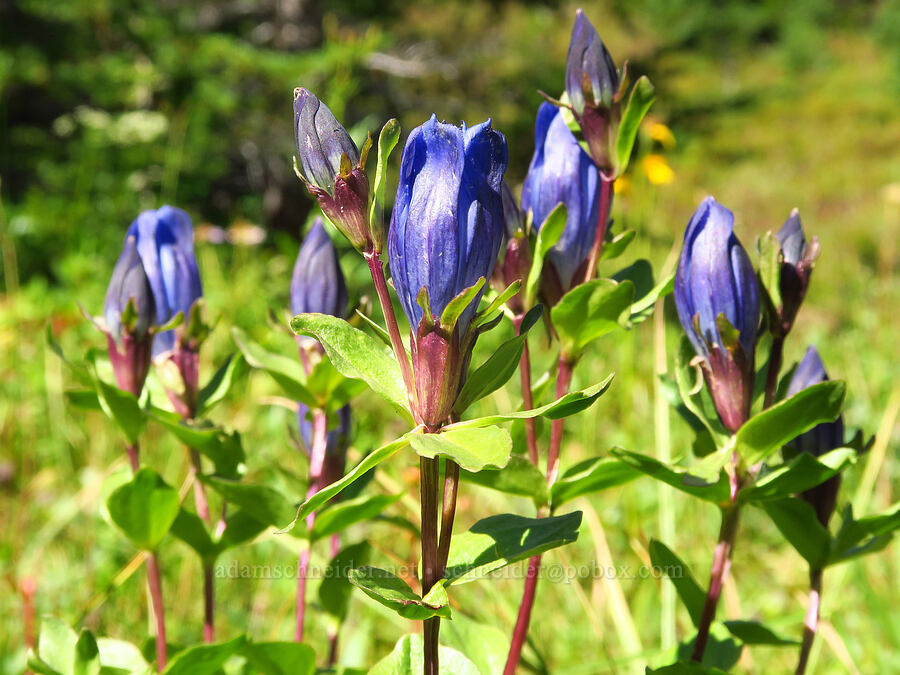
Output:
735 380 846 465
73 629 100 675
311 493 403 541
231 327 314 406
290 313 412 422
474 280 522 327
630 270 675 321
761 498 831 568
406 426 511 472
161 635 246 675
32 617 77 675
448 375 614 429
282 437 410 531
599 228 636 261
647 663 729 675
551 457 640 509
306 357 367 412
147 408 244 478
738 447 855 504
440 617 509 675
107 468 179 551
460 455 549 505
96 638 150 674
723 620 798 646
216 510 268 552
200 477 297 533
452 306 542 415
195 353 248 416
444 512 581 584
524 202 566 306
319 542 371 620
551 278 634 356
756 231 784 312
648 540 706 627
370 118 401 232
614 75 655 177
829 502 900 565
170 507 216 560
92 376 145 445
369 634 480 675
673 337 731 448
355 308 392 347
240 641 315 675
65 390 101 410
440 277 485 329
348 567 450 620
610 448 731 505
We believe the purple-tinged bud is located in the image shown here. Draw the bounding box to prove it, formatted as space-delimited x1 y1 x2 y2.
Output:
293 88 377 253
127 206 204 417
564 9 622 176
492 182 531 315
104 235 156 397
771 209 819 337
298 402 351 490
388 115 508 427
522 102 601 304
674 197 760 432
786 346 844 525
291 218 348 318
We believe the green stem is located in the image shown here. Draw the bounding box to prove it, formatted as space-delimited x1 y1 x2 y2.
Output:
764 336 785 409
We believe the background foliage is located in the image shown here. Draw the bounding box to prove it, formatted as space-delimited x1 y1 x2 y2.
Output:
1 0 899 673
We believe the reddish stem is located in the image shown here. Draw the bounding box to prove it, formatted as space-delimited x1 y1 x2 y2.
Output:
202 565 214 643
437 460 459 572
296 409 329 642
365 251 416 407
125 443 139 473
513 315 539 465
546 354 574 485
795 568 823 675
581 176 615 285
420 456 441 675
503 554 542 675
146 553 168 669
691 505 740 662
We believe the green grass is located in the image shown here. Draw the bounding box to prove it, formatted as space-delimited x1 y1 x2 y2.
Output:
2 2 898 674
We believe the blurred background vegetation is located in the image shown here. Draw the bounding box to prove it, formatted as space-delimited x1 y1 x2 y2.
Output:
1 0 899 673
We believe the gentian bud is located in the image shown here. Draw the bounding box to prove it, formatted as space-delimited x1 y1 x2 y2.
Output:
786 346 844 525
492 181 531 315
128 205 204 417
298 402 351 490
564 9 622 176
770 209 819 337
674 197 760 432
290 217 348 324
388 115 508 428
104 235 156 397
521 102 601 305
293 88 377 253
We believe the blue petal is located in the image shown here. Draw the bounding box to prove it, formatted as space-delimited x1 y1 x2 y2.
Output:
291 218 347 318
565 9 619 113
777 209 806 265
294 89 358 193
787 345 828 397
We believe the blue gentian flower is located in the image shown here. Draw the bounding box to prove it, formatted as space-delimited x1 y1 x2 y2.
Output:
290 217 348 319
674 197 760 431
770 209 819 337
127 205 203 356
521 102 600 300
294 88 375 252
387 115 508 427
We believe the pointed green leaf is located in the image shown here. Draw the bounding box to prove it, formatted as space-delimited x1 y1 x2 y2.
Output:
550 456 640 509
599 228 636 261
282 437 410 531
290 313 412 422
829 502 900 565
319 542 371 620
195 353 249 417
648 540 706 627
440 277 485 329
674 337 731 449
444 512 582 584
447 375 615 429
369 634 480 675
199 477 297 533
311 493 403 541
460 455 549 505
370 118 401 232
735 380 846 465
524 202 567 306
761 498 831 568
170 507 216 560
96 638 150 674
107 468 179 551
92 375 145 445
231 327 314 406
723 620 798 646
147 408 244 478
216 510 268 553
756 231 784 312
615 75 655 177
474 280 522 327
240 641 315 675
610 448 731 505
738 447 855 504
348 567 450 620
441 616 510 675
73 629 100 675
551 278 635 355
